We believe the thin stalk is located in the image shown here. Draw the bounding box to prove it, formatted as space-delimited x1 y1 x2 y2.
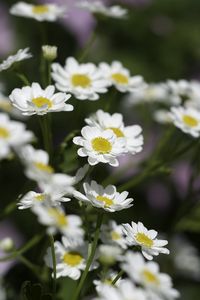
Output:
14 71 30 86
71 213 104 300
39 115 53 159
19 255 41 279
49 234 57 299
111 270 124 285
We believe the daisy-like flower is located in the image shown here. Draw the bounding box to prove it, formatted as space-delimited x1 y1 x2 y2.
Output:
101 221 128 249
73 180 133 212
153 109 172 124
122 252 180 299
0 48 32 72
85 110 143 155
44 237 88 280
9 82 73 115
0 113 33 160
94 270 124 292
170 106 200 138
98 245 122 265
32 205 84 245
10 2 66 22
42 45 57 61
51 57 108 101
165 79 191 105
95 280 148 300
99 61 145 93
122 222 169 260
17 190 71 210
77 1 128 19
73 126 125 167
0 91 24 118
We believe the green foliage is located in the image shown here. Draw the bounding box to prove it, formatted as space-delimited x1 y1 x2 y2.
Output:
20 282 52 300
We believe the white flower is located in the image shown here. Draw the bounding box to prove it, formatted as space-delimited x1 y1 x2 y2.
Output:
170 106 200 138
17 190 71 210
101 221 128 249
77 1 128 19
51 57 108 100
95 280 148 300
165 80 191 105
153 109 172 124
122 222 169 260
99 61 145 93
73 126 125 167
0 113 33 159
0 48 32 72
94 270 124 292
85 110 143 155
10 2 66 22
73 180 133 212
126 83 168 105
9 82 73 115
98 244 122 265
122 252 180 299
32 205 84 245
42 45 57 61
44 237 88 280
0 91 25 118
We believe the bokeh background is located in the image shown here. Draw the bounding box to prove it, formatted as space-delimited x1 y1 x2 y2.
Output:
1 0 200 299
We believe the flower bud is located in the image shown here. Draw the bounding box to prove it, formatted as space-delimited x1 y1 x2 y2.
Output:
42 45 57 61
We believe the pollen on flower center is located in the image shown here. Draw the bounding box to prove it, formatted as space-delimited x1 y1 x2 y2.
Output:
92 137 112 153
111 231 121 240
63 252 83 266
108 127 124 138
142 270 159 284
111 73 129 85
182 114 198 127
0 127 10 139
32 5 49 14
34 162 54 174
32 97 52 109
71 74 91 88
35 194 45 202
96 195 114 207
135 233 153 248
48 208 68 226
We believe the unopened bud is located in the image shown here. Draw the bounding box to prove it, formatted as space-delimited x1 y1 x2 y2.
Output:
42 45 57 61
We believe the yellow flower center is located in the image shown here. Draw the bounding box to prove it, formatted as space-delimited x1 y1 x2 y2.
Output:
34 162 54 174
48 208 68 226
71 74 91 88
63 252 83 266
182 115 198 127
142 270 159 285
32 97 52 109
111 73 129 85
35 194 45 202
135 233 153 248
96 195 114 207
0 101 12 112
32 5 49 14
108 127 124 138
0 127 10 139
111 231 121 240
104 278 112 285
92 137 112 153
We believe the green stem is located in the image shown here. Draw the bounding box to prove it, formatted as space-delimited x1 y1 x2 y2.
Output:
111 270 124 285
47 61 52 85
0 233 44 262
49 234 57 299
39 115 53 159
19 255 41 279
71 213 104 300
14 71 30 86
78 31 96 62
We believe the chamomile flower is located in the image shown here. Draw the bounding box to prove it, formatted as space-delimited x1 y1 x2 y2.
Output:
85 110 144 155
10 2 66 22
0 48 32 72
17 190 71 210
51 57 108 100
165 80 191 105
73 180 133 212
153 109 172 124
44 237 88 280
77 1 128 19
32 205 84 245
101 221 128 249
95 280 148 300
99 61 145 93
170 106 200 138
42 45 57 61
122 222 169 260
122 252 180 299
0 113 33 159
9 82 73 115
73 126 125 167
98 245 122 266
0 91 25 118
